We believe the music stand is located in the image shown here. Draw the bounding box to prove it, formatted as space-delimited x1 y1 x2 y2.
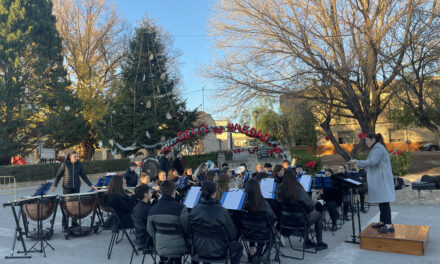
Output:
343 178 363 244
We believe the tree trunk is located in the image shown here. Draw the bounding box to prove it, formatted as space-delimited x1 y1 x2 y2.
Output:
76 130 98 161
351 116 377 157
320 121 351 161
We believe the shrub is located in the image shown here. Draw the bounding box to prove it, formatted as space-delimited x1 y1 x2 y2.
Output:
182 152 219 170
294 152 322 175
389 151 411 176
0 159 130 182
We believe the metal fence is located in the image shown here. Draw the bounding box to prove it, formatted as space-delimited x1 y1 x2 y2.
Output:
0 176 16 201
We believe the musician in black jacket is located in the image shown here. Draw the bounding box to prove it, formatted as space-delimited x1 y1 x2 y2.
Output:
132 184 153 249
315 169 342 231
52 151 96 231
189 181 243 264
124 162 139 187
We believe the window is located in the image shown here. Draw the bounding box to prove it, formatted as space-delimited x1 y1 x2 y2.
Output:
338 131 354 144
389 129 405 142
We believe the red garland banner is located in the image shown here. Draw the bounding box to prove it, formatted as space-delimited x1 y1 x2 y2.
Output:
160 123 280 154
233 147 258 154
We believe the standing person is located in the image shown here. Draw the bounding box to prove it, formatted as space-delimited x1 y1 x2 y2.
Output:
124 162 139 187
173 152 184 175
159 150 171 176
51 151 96 232
349 133 396 233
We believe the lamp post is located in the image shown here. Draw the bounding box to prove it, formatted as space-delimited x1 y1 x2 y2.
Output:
252 110 259 131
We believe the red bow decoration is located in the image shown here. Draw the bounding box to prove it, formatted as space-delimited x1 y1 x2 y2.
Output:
305 160 317 168
358 133 367 139
390 150 402 155
325 136 330 141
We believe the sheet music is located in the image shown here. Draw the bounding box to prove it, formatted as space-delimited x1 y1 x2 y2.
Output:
221 188 246 210
260 178 276 199
344 178 362 185
183 186 201 208
299 175 312 192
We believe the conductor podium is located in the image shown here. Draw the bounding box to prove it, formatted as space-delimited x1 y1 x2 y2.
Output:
359 224 430 256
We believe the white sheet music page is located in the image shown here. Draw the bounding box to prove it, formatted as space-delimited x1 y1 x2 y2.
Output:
344 178 362 185
299 175 312 192
183 186 201 208
260 178 276 199
221 188 245 210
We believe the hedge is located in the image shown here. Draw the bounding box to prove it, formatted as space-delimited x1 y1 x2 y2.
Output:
0 159 130 182
355 151 411 176
182 152 219 170
293 151 322 175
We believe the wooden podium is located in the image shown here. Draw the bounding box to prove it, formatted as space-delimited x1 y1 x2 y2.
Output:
359 224 430 256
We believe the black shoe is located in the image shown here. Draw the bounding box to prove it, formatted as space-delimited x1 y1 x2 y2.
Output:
316 241 328 250
343 215 351 221
361 208 368 213
331 224 338 232
372 222 385 229
378 225 395 234
304 240 316 249
62 226 68 233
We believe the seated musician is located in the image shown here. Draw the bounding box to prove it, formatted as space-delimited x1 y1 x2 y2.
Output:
138 172 150 186
315 169 343 231
263 163 272 175
204 169 219 182
104 175 137 228
278 170 328 250
147 181 189 264
282 159 295 173
272 164 285 184
243 179 277 263
195 163 207 182
189 181 243 264
253 172 268 182
336 164 352 221
131 184 154 249
252 163 263 178
215 173 230 201
167 169 179 183
153 171 167 191
295 165 306 176
124 162 139 187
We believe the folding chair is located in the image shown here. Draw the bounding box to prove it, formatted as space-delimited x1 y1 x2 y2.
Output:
240 211 280 264
278 203 317 260
189 225 230 264
107 208 138 260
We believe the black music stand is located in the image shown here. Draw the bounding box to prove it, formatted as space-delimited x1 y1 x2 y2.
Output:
3 201 31 259
24 196 56 257
343 179 362 244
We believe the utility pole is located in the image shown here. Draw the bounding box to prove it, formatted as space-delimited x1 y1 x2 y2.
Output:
202 86 205 112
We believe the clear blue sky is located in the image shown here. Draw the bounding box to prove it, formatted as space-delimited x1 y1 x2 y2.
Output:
112 0 224 119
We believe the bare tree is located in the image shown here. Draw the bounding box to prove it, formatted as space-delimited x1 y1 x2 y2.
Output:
395 12 440 144
207 0 440 159
53 0 127 160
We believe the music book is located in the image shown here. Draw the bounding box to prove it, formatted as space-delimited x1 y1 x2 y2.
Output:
314 174 333 188
183 186 201 209
299 175 312 192
221 188 246 210
260 178 276 199
344 178 362 186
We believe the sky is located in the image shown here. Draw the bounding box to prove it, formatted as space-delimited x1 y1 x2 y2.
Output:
112 0 225 119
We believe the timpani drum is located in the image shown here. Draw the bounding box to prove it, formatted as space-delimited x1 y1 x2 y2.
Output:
60 192 97 220
21 195 58 222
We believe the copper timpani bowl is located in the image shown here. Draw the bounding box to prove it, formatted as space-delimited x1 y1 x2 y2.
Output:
22 195 58 222
60 192 97 220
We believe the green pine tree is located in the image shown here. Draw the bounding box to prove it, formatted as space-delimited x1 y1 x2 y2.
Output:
0 0 88 165
98 19 197 155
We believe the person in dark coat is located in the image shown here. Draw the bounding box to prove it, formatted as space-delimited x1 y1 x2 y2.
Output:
189 181 243 264
159 150 171 175
52 151 96 231
104 176 137 228
124 162 139 187
132 184 153 249
173 152 184 175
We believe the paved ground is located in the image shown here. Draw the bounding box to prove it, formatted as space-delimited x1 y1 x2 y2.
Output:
0 185 439 264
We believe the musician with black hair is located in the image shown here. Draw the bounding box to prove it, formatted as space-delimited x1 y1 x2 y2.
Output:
278 170 328 250
272 164 285 184
132 184 153 249
189 181 243 264
148 181 189 263
315 169 343 231
263 163 272 175
104 176 137 228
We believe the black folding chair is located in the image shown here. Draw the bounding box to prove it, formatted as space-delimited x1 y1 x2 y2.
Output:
151 222 188 264
240 211 280 264
190 225 229 264
278 203 317 260
130 239 155 264
107 208 138 260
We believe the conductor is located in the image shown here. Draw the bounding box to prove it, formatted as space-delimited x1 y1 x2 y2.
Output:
349 133 396 233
